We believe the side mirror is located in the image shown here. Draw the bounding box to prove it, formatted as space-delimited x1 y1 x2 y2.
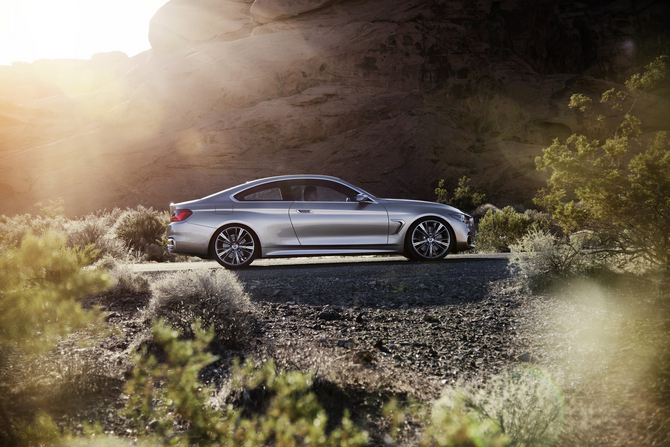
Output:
355 193 374 203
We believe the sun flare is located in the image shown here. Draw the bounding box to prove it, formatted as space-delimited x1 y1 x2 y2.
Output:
0 0 168 66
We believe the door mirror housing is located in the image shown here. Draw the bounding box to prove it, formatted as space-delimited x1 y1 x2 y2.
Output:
355 193 374 203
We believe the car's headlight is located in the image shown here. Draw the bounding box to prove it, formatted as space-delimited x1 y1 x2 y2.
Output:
448 213 475 226
448 212 467 222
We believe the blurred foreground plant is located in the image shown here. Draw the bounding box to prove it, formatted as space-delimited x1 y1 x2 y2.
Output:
0 233 110 445
125 320 368 446
388 367 563 447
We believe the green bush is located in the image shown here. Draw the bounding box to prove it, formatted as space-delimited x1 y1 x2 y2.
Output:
125 320 369 447
476 207 538 253
146 269 252 348
535 56 670 270
435 176 486 212
113 206 169 261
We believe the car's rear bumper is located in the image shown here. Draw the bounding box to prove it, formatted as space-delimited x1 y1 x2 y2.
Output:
166 222 213 257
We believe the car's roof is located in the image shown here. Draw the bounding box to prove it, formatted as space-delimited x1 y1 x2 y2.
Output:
196 175 368 202
243 174 345 184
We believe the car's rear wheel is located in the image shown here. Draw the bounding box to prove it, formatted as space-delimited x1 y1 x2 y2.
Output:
212 225 258 269
405 217 454 261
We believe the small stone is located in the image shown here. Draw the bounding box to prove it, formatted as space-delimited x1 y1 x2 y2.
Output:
105 311 121 321
272 289 281 296
516 352 533 363
318 311 341 321
337 339 354 348
286 301 296 305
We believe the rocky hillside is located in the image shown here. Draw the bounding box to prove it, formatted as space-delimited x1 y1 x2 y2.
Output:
1 0 669 215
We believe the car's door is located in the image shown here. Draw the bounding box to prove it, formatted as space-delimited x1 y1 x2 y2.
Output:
287 179 389 246
231 181 299 248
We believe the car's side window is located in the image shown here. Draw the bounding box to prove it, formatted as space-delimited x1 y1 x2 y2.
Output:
235 183 284 201
289 180 358 202
311 185 349 202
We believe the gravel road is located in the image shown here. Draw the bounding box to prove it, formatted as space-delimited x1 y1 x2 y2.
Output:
69 253 531 444
135 253 528 406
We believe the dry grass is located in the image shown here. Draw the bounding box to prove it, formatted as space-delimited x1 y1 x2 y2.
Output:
146 269 254 349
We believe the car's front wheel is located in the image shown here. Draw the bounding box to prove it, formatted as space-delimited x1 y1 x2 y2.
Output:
212 225 258 269
405 217 454 261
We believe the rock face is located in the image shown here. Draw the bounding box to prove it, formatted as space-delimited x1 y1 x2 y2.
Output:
1 0 670 216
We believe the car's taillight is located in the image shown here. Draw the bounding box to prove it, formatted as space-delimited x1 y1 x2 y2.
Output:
170 209 193 222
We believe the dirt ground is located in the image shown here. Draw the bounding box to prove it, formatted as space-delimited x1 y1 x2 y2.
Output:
3 258 670 445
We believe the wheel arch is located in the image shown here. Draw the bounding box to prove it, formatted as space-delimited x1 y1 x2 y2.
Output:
403 215 457 259
207 222 262 260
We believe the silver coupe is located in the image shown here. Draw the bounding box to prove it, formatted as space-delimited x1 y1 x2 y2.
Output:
166 175 476 268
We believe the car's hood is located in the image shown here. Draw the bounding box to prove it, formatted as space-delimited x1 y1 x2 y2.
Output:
379 198 464 215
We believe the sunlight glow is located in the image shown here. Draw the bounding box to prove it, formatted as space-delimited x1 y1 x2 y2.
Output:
0 0 169 66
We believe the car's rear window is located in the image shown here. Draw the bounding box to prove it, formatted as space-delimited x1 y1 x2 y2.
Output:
234 183 284 201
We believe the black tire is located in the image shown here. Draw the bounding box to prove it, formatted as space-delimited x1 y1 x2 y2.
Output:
211 225 258 269
405 217 454 261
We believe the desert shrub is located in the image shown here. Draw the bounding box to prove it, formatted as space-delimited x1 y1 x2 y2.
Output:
535 56 670 270
0 233 110 445
125 320 369 446
382 397 506 447
0 214 68 250
477 207 538 253
435 176 486 212
471 203 500 220
147 269 252 348
64 213 128 262
509 228 614 291
0 209 132 263
7 412 61 447
113 206 169 262
384 367 563 446
431 367 564 447
0 233 110 355
420 398 506 447
105 262 151 295
93 254 120 272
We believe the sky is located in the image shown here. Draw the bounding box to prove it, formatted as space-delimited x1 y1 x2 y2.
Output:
0 0 169 66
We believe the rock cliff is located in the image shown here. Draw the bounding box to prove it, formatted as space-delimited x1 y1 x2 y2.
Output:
1 0 669 215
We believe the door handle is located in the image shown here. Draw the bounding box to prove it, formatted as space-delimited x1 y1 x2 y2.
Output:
297 209 311 213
